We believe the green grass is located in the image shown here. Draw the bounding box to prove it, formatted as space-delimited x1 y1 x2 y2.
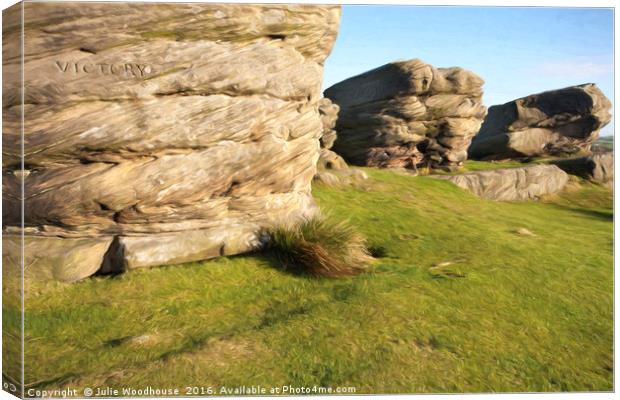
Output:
456 157 573 173
427 158 545 175
461 159 537 171
593 136 613 152
10 167 613 394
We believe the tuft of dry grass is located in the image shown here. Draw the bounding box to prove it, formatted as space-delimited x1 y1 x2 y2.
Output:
266 214 372 278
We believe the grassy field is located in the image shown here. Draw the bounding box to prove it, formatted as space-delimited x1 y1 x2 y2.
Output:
7 166 613 394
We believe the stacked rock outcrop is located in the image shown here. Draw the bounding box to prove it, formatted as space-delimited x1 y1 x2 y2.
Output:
2 3 341 281
469 84 612 160
314 98 367 186
324 59 486 171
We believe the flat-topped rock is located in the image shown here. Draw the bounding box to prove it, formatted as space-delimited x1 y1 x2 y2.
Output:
2 3 341 281
469 84 612 160
324 59 486 171
434 165 569 201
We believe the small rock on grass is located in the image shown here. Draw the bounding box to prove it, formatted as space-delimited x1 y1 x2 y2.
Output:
515 228 536 237
429 261 466 278
107 334 160 347
433 261 453 268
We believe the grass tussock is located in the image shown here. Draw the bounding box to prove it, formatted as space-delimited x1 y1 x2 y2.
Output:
266 214 372 278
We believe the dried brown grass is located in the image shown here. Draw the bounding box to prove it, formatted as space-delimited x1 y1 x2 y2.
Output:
266 214 372 278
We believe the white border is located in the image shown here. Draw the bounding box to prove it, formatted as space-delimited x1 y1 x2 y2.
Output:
0 1 615 400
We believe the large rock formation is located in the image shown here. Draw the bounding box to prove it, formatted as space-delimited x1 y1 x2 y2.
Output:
469 84 612 160
314 98 368 186
319 97 340 151
434 165 569 201
551 153 613 185
2 3 341 282
324 59 486 171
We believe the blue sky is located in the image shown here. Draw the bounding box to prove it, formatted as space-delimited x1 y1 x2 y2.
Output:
323 6 614 136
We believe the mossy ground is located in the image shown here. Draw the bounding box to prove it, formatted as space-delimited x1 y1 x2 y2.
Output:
6 166 613 394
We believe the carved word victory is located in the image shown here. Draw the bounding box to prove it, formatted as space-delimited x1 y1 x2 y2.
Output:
55 61 153 78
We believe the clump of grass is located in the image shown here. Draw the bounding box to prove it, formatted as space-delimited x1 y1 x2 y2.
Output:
266 215 372 278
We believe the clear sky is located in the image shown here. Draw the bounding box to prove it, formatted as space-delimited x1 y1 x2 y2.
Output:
323 6 615 136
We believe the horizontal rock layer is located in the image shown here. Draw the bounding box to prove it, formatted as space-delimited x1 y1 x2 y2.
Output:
324 59 486 170
434 165 569 201
2 3 341 281
469 84 612 160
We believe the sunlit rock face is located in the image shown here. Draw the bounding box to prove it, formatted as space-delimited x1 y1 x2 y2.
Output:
469 84 612 160
434 165 569 201
2 3 341 281
324 59 486 171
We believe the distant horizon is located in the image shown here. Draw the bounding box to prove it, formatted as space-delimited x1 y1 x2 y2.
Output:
323 5 614 136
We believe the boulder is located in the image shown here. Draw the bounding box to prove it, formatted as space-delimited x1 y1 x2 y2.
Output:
551 153 613 184
2 3 341 281
434 165 569 201
469 84 612 160
324 59 486 171
3 235 113 283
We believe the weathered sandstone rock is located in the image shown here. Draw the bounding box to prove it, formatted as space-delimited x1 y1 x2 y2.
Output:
315 97 368 186
3 235 113 283
469 84 612 160
551 153 613 184
2 3 341 281
324 59 486 171
318 97 340 150
434 165 569 201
